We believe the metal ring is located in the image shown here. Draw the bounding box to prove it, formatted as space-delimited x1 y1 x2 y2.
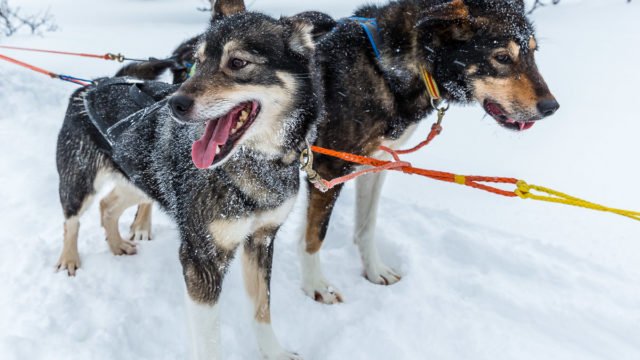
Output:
431 98 450 112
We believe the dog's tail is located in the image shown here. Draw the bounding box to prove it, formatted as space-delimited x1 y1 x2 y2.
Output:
114 35 200 84
289 11 338 41
115 58 178 81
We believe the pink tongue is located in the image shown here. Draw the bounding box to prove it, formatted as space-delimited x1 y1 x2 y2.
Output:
191 112 236 169
518 121 535 131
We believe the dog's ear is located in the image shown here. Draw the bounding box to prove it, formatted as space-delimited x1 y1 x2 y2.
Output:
211 0 246 19
421 0 470 23
418 0 474 41
285 20 315 58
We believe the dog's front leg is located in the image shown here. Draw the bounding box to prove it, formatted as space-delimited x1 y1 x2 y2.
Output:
355 172 401 285
180 232 237 360
243 227 302 360
300 185 344 304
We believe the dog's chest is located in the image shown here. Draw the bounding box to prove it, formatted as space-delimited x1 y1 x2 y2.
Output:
208 196 297 250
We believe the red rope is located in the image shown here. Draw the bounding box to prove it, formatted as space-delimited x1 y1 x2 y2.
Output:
0 45 111 60
309 121 520 197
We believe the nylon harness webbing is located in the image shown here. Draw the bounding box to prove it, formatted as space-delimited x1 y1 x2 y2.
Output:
341 17 383 59
83 77 171 148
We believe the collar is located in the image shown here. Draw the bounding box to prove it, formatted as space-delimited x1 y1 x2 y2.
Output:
349 17 444 106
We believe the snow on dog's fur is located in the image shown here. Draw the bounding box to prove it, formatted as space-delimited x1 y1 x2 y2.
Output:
55 11 320 360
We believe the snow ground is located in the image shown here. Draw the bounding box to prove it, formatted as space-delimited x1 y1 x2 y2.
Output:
0 0 638 359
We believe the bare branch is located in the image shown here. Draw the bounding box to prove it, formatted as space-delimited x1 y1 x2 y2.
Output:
0 0 57 38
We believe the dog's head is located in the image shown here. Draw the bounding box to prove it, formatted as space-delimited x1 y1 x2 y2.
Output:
417 0 559 131
169 13 316 170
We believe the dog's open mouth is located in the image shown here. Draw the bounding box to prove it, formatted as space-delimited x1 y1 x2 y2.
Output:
191 101 260 169
484 101 536 131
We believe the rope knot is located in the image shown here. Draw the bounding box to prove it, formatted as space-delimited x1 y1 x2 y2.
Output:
515 180 532 199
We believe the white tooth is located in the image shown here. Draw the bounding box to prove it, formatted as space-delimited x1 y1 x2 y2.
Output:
215 145 221 155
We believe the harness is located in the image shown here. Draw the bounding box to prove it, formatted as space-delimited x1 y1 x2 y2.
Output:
344 17 445 107
83 77 178 149
346 17 383 59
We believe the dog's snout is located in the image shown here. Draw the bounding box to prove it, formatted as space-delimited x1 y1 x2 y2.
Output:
169 95 195 119
537 98 560 118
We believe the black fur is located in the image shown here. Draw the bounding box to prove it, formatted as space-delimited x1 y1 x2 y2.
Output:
56 12 320 308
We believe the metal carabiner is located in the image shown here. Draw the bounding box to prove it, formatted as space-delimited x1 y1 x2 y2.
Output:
299 142 329 193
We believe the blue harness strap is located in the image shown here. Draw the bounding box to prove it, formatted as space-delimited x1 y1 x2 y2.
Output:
343 17 383 59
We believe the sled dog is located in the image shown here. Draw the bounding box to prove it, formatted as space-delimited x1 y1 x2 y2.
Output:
55 12 320 359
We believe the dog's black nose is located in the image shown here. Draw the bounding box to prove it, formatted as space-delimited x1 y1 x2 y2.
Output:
169 95 194 119
537 98 560 118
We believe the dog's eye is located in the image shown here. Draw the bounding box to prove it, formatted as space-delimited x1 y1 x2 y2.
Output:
495 54 513 65
229 58 249 70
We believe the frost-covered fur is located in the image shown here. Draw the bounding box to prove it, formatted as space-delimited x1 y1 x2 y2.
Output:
301 0 559 303
55 12 320 359
112 0 559 305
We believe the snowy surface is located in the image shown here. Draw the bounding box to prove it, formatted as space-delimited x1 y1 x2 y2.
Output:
0 0 639 359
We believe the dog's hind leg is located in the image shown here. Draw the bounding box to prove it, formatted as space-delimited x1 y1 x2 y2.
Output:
57 195 94 276
129 203 153 241
299 186 344 304
57 165 104 276
243 227 302 360
355 173 401 285
99 183 148 256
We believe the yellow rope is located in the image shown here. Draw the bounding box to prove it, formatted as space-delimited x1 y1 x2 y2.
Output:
515 181 640 221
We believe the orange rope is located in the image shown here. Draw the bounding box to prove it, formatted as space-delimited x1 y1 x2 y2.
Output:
311 143 519 197
308 120 519 197
0 53 91 86
0 53 56 78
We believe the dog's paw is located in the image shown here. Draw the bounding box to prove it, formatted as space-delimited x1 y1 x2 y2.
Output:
108 239 138 256
364 263 401 286
303 279 343 305
56 253 81 277
129 228 151 242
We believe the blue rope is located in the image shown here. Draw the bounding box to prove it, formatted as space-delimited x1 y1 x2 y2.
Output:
58 74 94 86
346 17 382 59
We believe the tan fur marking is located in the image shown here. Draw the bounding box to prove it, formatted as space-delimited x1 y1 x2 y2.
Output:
130 203 152 240
472 76 537 115
57 218 81 276
448 0 470 19
529 36 538 50
466 65 479 75
209 219 251 251
100 185 148 256
507 41 521 60
242 245 271 323
305 188 340 254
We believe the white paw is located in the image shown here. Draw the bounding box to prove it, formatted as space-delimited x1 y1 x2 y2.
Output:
129 228 151 241
56 253 81 277
303 278 343 304
364 262 401 286
108 238 137 256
